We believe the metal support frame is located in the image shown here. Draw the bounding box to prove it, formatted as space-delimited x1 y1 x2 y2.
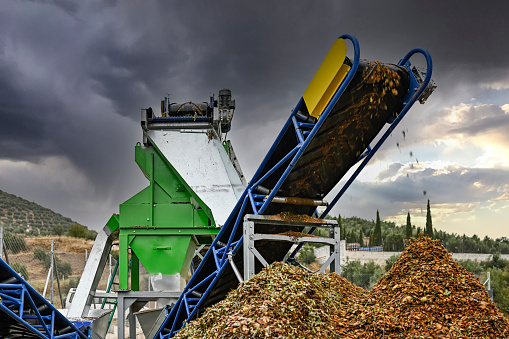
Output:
116 291 181 339
156 35 434 338
243 214 339 280
67 224 114 319
0 259 86 339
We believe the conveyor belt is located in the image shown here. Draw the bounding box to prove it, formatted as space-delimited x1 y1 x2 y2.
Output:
0 258 87 339
156 35 434 338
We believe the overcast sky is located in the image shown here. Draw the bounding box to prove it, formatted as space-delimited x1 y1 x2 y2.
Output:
1 1 508 239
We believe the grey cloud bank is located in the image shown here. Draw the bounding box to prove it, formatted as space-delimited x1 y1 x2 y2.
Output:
1 1 508 238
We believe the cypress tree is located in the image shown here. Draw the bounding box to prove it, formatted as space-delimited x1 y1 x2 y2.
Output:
358 229 364 247
405 212 412 239
347 230 354 243
372 210 382 246
425 199 433 238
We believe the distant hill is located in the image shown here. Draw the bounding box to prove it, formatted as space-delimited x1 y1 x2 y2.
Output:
0 189 76 235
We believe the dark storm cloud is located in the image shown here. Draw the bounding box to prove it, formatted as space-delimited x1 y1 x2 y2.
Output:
78 2 340 126
70 0 509 129
0 57 64 161
378 166 508 204
1 0 509 228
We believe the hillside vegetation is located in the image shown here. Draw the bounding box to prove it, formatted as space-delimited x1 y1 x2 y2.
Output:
0 189 76 235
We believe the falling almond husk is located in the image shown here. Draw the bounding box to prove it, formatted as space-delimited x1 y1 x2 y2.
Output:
175 237 509 338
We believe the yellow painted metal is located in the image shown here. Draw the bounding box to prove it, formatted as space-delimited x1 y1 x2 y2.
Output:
303 38 351 118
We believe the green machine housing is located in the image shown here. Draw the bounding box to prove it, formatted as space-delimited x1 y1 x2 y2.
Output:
113 142 219 291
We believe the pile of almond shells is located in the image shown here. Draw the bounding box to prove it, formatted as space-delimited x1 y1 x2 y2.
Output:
176 237 508 338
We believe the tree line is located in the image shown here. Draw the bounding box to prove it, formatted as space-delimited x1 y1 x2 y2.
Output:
327 200 509 254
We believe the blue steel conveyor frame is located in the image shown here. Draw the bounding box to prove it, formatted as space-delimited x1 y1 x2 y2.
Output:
288 47 434 259
0 258 87 339
155 34 433 338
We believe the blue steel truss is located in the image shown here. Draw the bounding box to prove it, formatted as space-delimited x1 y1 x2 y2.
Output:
0 258 87 339
156 35 433 338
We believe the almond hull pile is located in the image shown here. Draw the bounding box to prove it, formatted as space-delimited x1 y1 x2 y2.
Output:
176 238 509 338
339 237 509 338
175 262 366 338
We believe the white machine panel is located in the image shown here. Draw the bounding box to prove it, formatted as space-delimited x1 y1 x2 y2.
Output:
149 129 245 226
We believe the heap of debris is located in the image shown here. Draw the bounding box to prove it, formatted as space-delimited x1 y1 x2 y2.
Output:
176 238 509 338
175 262 366 338
338 237 509 338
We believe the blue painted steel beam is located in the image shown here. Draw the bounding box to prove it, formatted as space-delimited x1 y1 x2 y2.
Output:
0 258 87 339
257 34 360 215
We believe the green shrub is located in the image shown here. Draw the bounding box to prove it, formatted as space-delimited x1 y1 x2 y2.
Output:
64 277 80 295
56 260 72 279
68 223 97 240
34 247 51 267
4 232 26 254
385 254 400 271
27 229 39 237
52 224 65 236
11 262 29 280
86 229 97 240
298 243 316 265
33 247 72 278
110 249 119 261
68 223 88 238
341 260 384 290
